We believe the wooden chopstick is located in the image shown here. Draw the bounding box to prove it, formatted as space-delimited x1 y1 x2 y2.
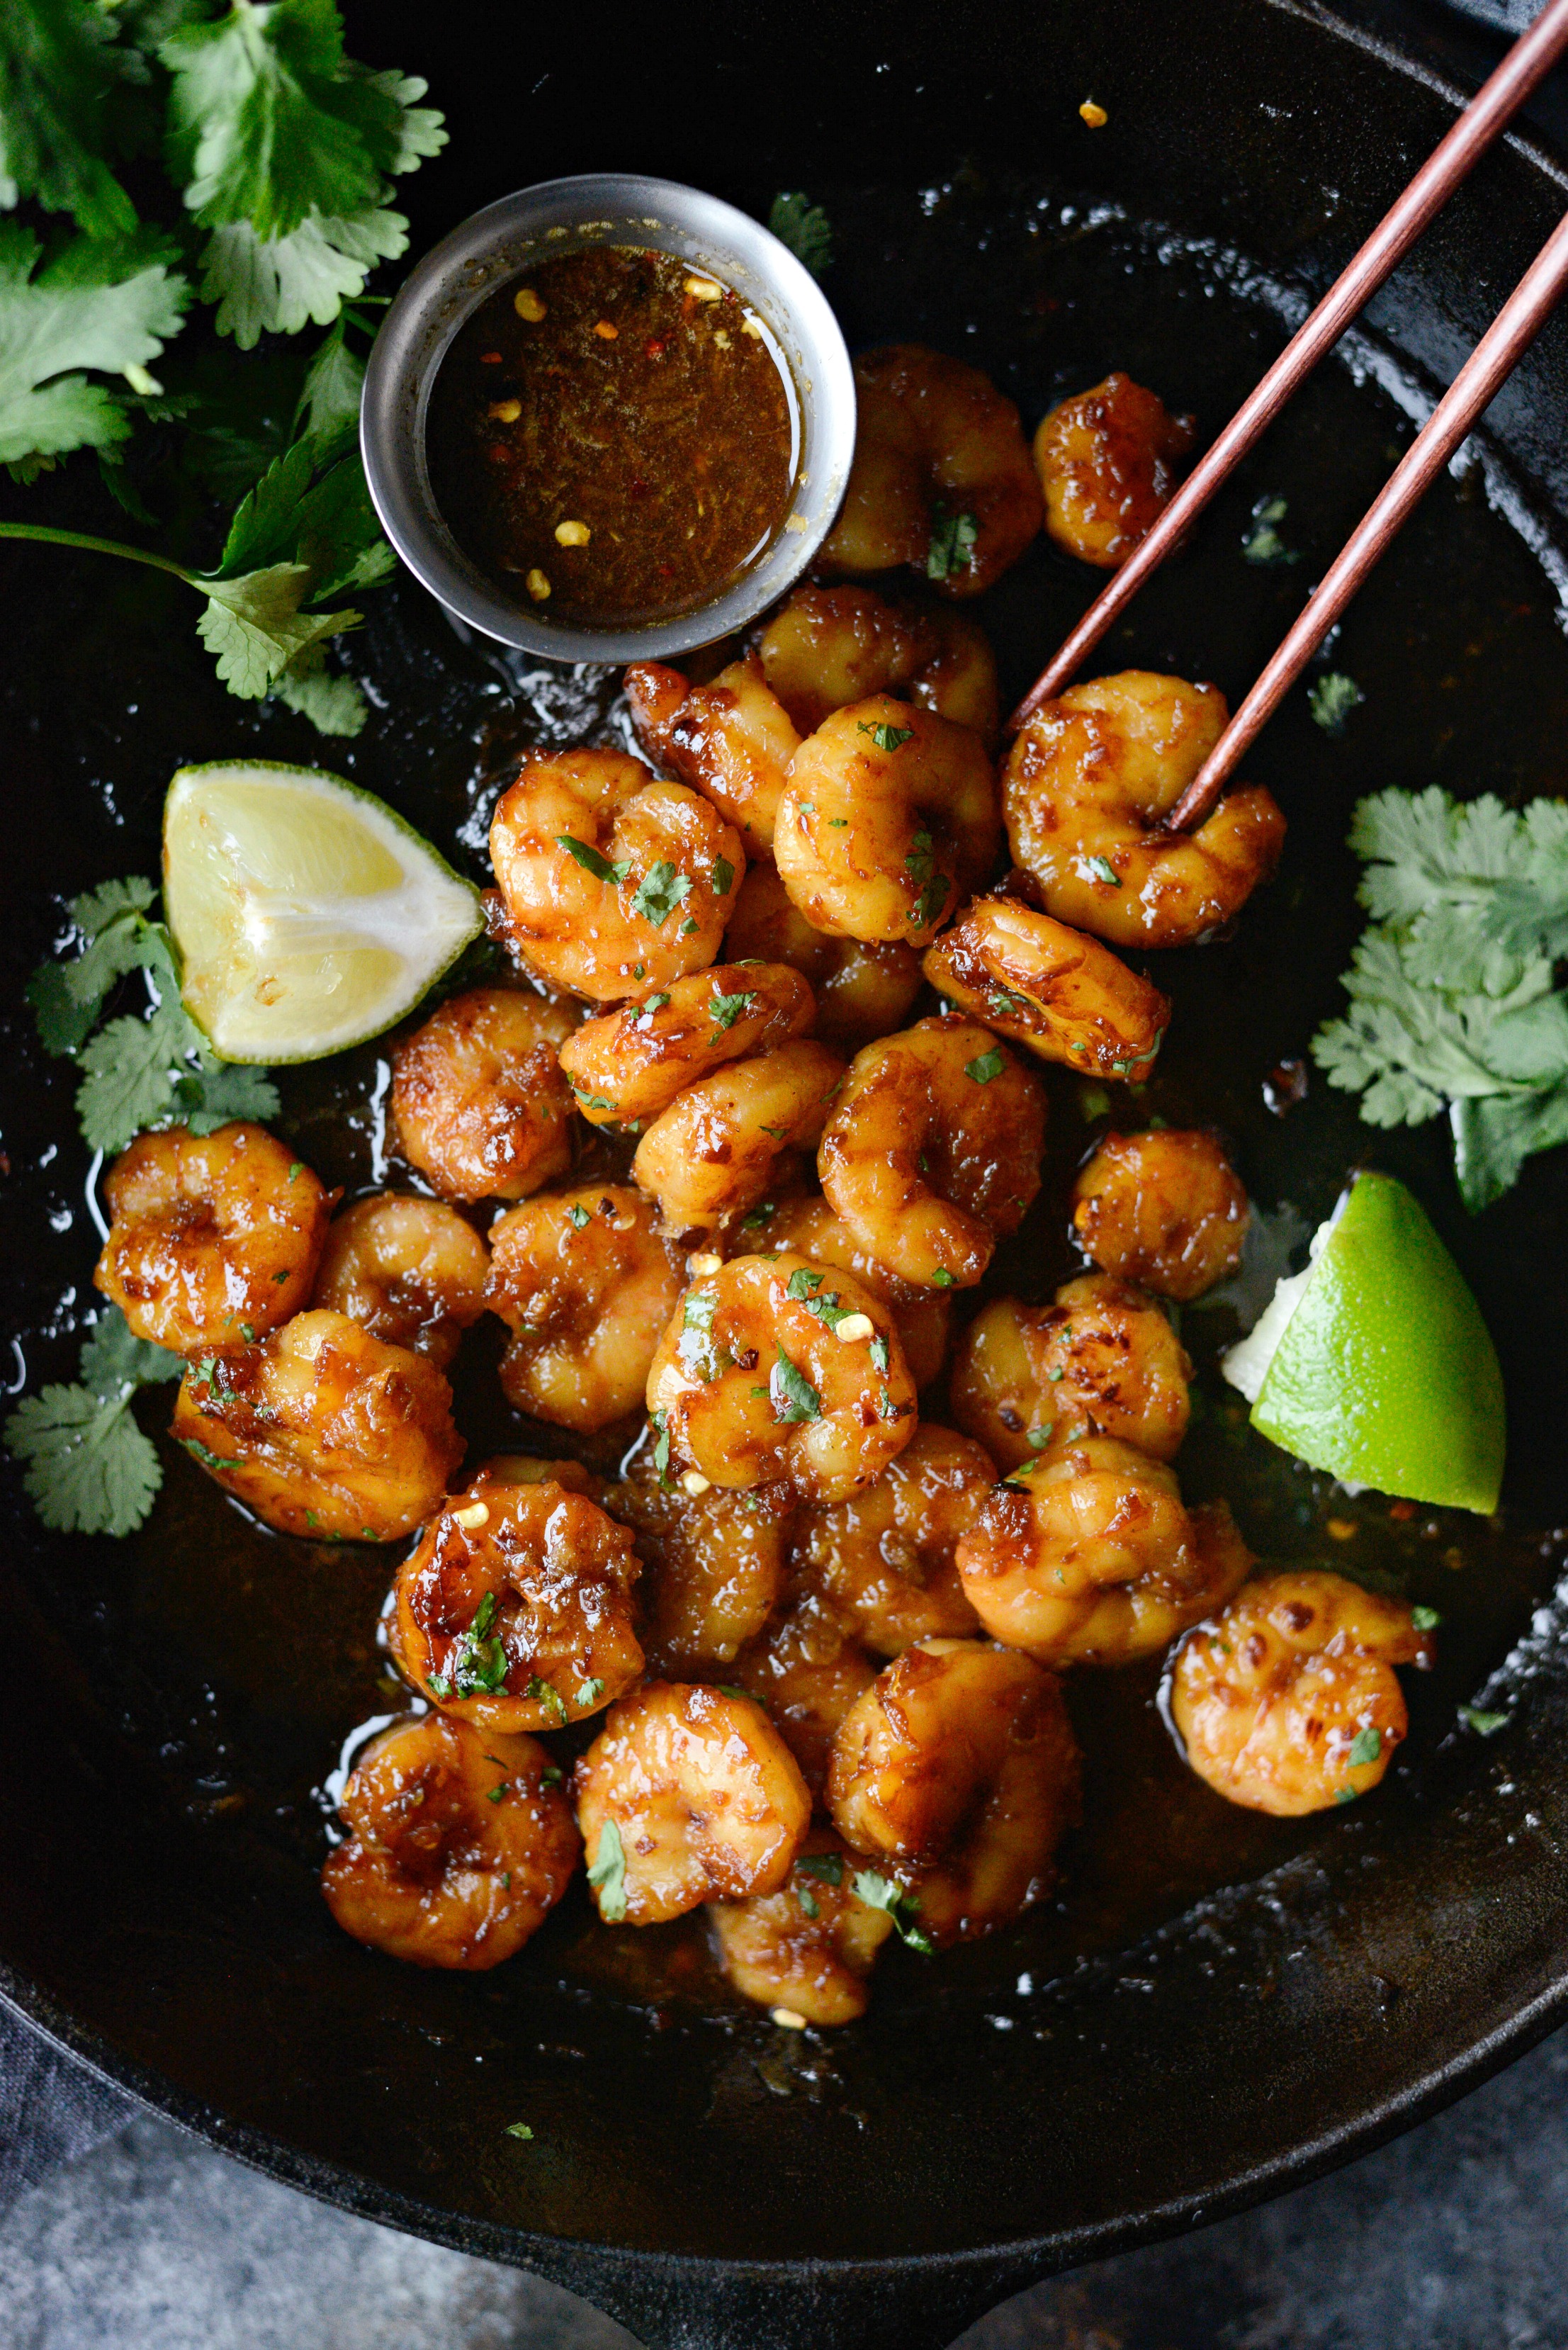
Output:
1165 200 1568 831
1005 0 1568 770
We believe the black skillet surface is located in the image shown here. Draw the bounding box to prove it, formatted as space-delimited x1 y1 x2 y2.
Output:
6 3 1568 2345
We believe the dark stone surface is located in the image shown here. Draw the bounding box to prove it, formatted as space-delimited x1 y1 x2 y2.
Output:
4 2022 1567 2348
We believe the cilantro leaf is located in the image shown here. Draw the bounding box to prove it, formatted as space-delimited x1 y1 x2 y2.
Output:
965 1047 1005 1084
857 720 913 753
708 987 757 1034
925 505 978 582
268 642 366 734
1241 493 1299 566
769 1344 820 1424
79 1306 183 1397
195 206 410 347
196 558 361 695
556 833 628 886
587 1817 628 1921
0 222 188 472
6 1381 162 1536
180 1060 281 1131
75 999 194 1152
767 192 832 277
678 1285 726 1383
1411 1605 1441 1631
795 1851 843 1886
631 860 692 927
1309 670 1364 736
850 1868 934 1953
1459 1705 1510 1737
0 0 141 239
1346 1726 1382 1768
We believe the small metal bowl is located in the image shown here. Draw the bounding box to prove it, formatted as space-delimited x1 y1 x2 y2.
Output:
360 172 857 663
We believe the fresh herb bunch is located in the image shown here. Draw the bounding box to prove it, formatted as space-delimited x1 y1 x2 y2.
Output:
0 0 446 732
27 872 279 1152
1313 786 1568 1210
5 1305 183 1536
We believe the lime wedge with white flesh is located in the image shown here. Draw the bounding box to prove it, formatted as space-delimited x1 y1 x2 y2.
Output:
1223 1170 1505 1514
164 761 483 1064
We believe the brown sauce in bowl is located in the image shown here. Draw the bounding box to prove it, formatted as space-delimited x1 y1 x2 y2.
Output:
427 245 796 627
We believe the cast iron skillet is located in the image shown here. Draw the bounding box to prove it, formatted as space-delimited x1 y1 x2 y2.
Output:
6 3 1568 2344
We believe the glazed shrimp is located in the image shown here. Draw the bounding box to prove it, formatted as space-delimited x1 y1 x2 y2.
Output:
1071 1129 1249 1300
757 584 1000 743
575 1682 811 1924
740 1193 952 1391
948 1273 1191 1471
558 962 814 1130
489 748 745 998
1003 672 1287 948
721 863 922 1055
956 1434 1252 1665
485 1184 682 1431
818 1018 1046 1289
312 1194 489 1367
610 1456 791 1675
732 1592 878 1795
645 1249 917 1504
708 1828 894 2025
790 1423 991 1655
1032 373 1195 568
390 1476 643 1732
390 986 577 1204
775 699 998 948
171 1309 463 1540
320 1714 577 1969
632 1038 846 1232
826 1640 1078 1905
922 896 1169 1082
625 657 799 858
817 345 1043 597
96 1123 332 1355
1170 1570 1436 1816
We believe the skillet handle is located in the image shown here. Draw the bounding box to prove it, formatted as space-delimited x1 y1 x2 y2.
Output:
519 2244 1042 2349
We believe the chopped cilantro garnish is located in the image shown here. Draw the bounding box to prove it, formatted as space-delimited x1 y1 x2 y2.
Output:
858 720 914 753
1460 1705 1511 1737
769 1344 821 1423
713 856 736 896
741 1201 775 1229
568 1201 592 1229
768 193 833 276
796 1851 844 1885
851 1868 934 1952
1241 493 1300 567
965 1047 1005 1084
925 505 979 581
1346 1726 1382 1768
1309 670 1364 736
575 1676 605 1707
786 1267 825 1299
868 1334 891 1376
525 1675 568 1727
1085 855 1120 887
504 2122 534 2140
632 860 693 926
708 986 757 1035
587 1818 629 1921
931 1268 954 1288
556 833 630 886
441 1590 509 1696
1411 1604 1441 1631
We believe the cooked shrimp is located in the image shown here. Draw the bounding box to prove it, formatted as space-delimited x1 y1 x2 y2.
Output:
818 345 1043 597
826 1640 1077 1899
559 962 814 1130
171 1308 462 1540
922 896 1168 1082
739 1193 951 1390
311 1194 488 1368
485 1184 682 1432
1032 373 1195 568
818 1017 1046 1289
320 1714 577 1969
708 1828 894 2024
1072 1129 1249 1300
489 748 745 998
632 1038 846 1233
95 1123 332 1356
757 584 1000 743
791 1424 991 1655
390 986 576 1204
721 863 922 1055
575 1682 811 1924
948 1273 1191 1471
390 1478 643 1731
1003 671 1287 948
956 1434 1252 1665
1169 1570 1435 1816
645 1249 917 1505
625 657 799 858
775 699 998 948
732 1592 878 1795
610 1456 791 1674
896 1665 1081 1945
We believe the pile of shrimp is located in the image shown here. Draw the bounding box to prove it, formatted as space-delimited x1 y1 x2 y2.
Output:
96 343 1431 2027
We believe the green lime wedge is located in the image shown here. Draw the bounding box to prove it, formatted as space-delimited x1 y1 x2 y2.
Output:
164 760 483 1064
1224 1171 1505 1514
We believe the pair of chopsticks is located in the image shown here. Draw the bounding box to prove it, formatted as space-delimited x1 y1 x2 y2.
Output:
1007 0 1568 833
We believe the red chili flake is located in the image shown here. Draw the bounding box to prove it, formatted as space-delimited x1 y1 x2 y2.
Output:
627 476 650 498
656 561 675 579
486 444 511 464
645 337 667 359
1389 1499 1418 1522
480 350 502 363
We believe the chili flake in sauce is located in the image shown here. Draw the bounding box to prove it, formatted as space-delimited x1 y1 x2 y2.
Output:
427 246 796 626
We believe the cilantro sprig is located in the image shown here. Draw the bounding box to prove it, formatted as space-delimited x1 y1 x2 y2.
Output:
5 1304 182 1537
28 874 278 1154
1313 787 1568 1209
767 192 831 278
851 1869 934 1953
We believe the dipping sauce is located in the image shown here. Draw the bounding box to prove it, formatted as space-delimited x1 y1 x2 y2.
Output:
427 246 797 627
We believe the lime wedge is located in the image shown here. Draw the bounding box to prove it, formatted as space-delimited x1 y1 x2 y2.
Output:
1223 1171 1505 1514
164 760 483 1064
